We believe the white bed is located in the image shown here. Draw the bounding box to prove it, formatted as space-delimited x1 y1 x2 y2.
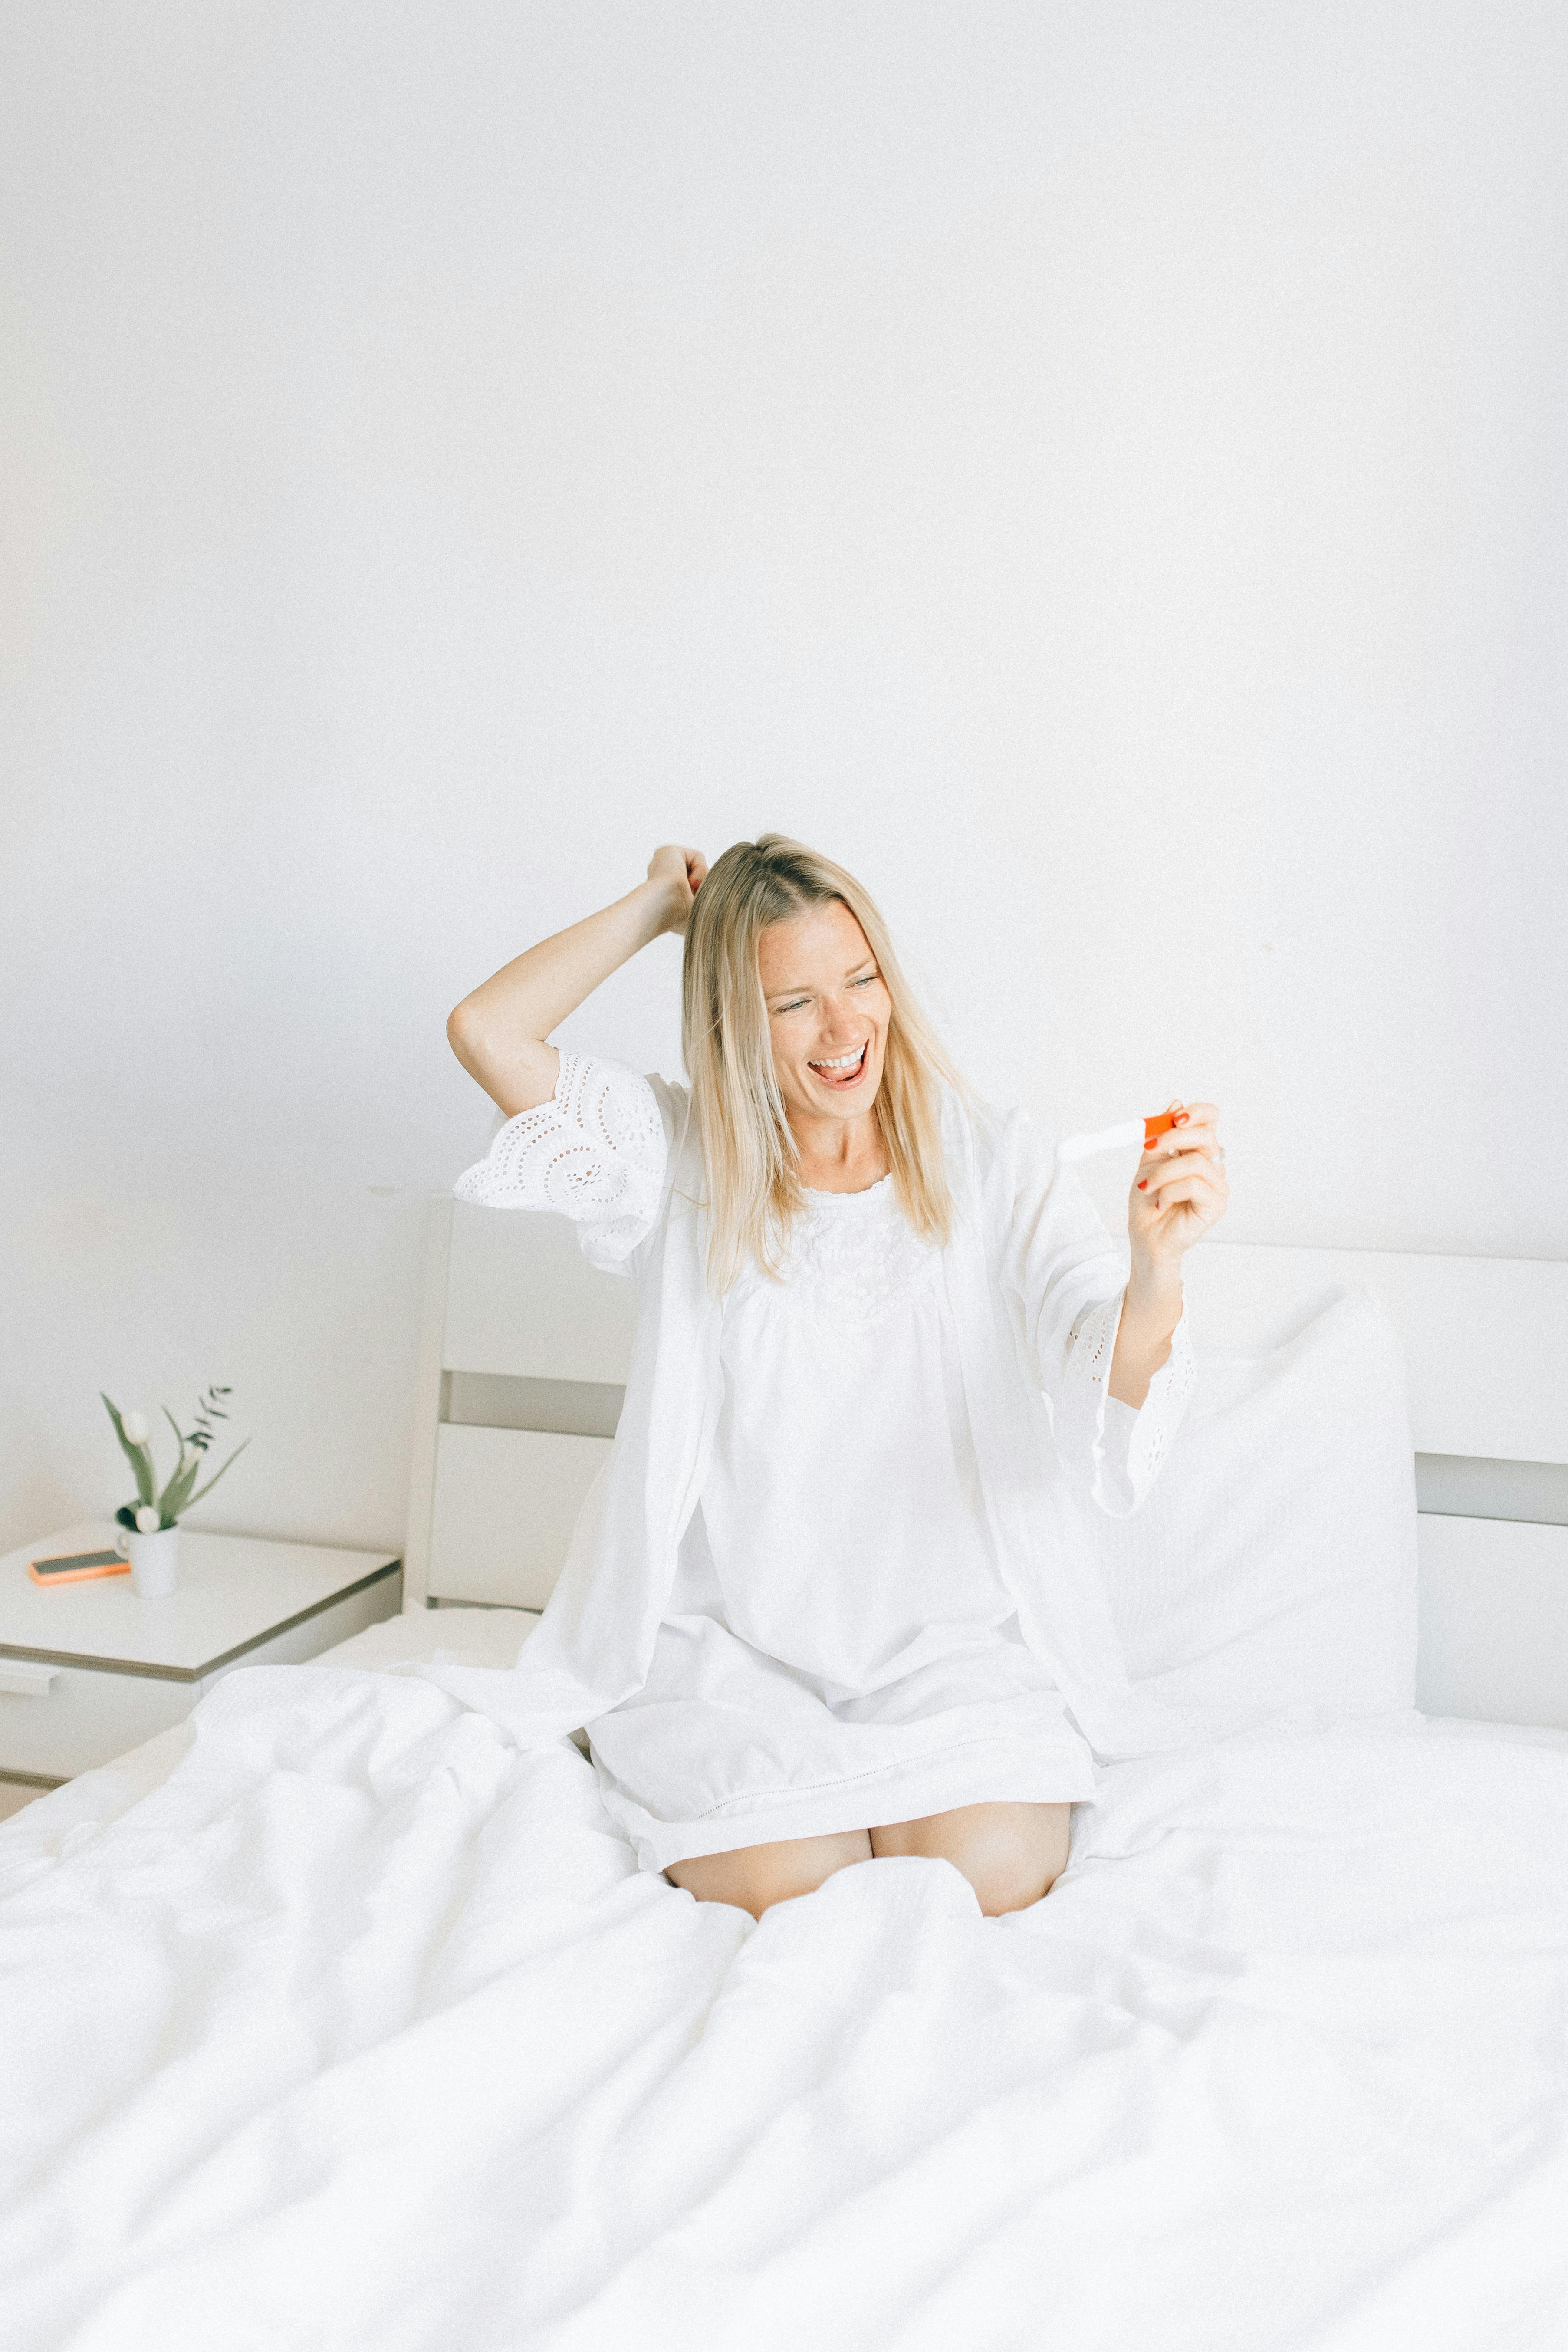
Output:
1 1204 1565 2352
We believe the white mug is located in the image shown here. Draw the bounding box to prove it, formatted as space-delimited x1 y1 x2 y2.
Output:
114 1522 180 1599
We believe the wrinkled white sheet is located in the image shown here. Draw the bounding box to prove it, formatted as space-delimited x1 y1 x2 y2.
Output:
1 1667 1565 2352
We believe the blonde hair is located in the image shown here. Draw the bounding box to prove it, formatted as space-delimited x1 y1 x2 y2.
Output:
681 834 971 1295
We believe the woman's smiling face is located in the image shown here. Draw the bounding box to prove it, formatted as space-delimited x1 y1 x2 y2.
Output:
757 898 891 1127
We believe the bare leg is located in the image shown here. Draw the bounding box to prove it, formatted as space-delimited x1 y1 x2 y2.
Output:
870 1802 1071 1916
665 1827 874 1920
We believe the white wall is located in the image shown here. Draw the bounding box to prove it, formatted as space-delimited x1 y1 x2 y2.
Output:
3 2 1564 1558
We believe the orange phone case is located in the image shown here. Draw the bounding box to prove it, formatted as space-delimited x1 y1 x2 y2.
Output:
1143 1111 1182 1148
28 1549 132 1586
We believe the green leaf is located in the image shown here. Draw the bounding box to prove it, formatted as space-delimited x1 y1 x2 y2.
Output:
101 1393 156 1508
155 1407 191 1513
181 1436 251 1515
159 1456 202 1520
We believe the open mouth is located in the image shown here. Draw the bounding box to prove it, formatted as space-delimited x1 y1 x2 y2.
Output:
806 1039 870 1089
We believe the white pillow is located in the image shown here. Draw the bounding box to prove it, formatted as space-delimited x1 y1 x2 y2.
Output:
1086 1290 1419 1719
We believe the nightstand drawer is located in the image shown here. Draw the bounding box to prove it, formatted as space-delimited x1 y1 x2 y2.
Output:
0 1666 194 1780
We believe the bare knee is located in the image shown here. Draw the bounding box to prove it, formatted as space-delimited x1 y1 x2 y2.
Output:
665 1827 873 1920
969 1838 1060 1917
970 1806 1071 1915
871 1802 1071 1918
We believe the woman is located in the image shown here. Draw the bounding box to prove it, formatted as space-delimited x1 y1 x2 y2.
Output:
439 836 1229 1921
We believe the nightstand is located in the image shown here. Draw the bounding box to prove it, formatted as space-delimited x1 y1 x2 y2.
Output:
0 1520 402 1807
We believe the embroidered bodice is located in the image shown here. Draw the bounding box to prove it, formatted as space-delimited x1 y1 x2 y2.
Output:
731 1173 941 1325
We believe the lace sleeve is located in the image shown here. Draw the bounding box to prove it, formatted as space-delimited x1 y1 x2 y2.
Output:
452 1053 669 1271
1055 1291 1197 1517
997 1110 1195 1516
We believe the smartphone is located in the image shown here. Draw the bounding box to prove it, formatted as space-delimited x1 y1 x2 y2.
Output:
27 1548 132 1586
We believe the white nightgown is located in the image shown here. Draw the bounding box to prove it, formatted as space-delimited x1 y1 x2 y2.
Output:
454 1054 1194 1875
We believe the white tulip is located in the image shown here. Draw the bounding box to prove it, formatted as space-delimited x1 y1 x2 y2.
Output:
135 1504 162 1534
122 1411 151 1445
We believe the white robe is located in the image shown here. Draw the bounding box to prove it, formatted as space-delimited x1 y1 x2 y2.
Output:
418 1057 1203 1803
592 1162 1114 1869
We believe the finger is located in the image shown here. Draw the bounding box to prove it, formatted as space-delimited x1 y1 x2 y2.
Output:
1141 1170 1229 1215
1151 1104 1216 1140
1137 1144 1222 1184
1141 1193 1223 1227
1157 1102 1219 1142
1138 1155 1229 1201
1142 1125 1219 1166
1141 1132 1218 1167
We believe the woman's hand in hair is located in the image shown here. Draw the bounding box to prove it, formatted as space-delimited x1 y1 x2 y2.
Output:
648 844 709 935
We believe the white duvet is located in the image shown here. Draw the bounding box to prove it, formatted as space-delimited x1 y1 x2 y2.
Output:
2 1666 1565 2352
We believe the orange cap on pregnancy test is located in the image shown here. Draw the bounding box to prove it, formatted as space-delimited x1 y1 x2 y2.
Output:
1058 1109 1190 1163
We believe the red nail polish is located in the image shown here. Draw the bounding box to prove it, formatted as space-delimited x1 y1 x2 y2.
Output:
1137 1179 1148 1190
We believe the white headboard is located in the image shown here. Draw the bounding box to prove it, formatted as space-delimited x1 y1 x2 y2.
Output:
403 1196 1568 1734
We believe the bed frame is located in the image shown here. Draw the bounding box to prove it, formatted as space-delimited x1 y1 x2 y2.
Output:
402 1196 1568 1734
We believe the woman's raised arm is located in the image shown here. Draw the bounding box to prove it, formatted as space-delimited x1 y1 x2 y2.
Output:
446 845 707 1117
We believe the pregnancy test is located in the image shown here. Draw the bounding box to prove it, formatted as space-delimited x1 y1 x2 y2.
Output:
1056 1111 1182 1164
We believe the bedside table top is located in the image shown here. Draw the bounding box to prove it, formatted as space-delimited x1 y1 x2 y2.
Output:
0 1522 401 1681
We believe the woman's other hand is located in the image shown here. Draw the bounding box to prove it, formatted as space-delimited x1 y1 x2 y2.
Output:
648 844 709 934
1128 1099 1229 1273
